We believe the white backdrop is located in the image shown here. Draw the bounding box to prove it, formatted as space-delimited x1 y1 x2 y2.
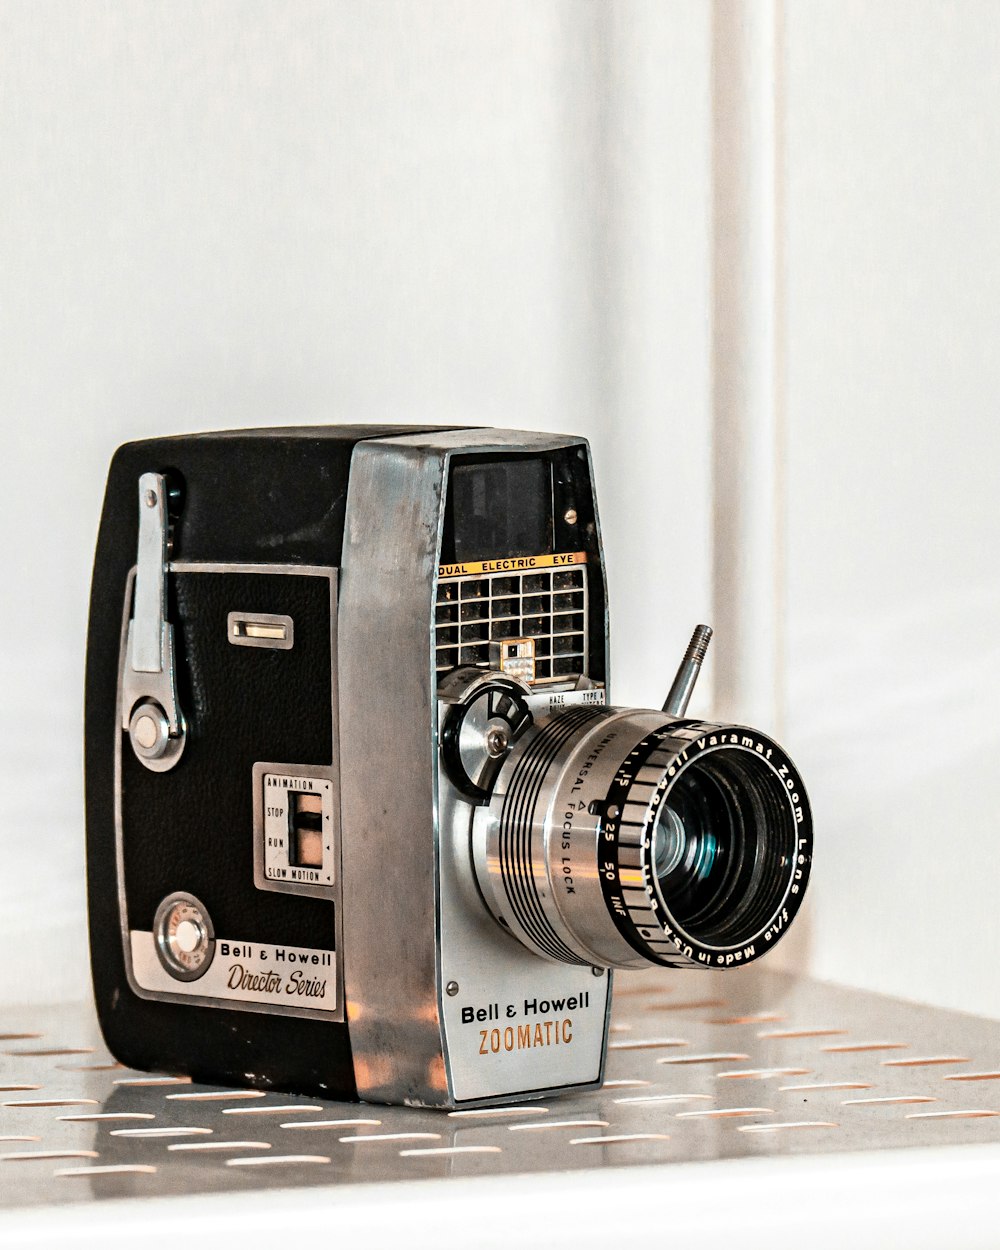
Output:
780 0 1000 1015
1 1 997 1018
0 2 713 1008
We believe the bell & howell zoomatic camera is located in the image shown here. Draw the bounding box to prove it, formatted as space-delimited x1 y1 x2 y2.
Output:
85 426 812 1108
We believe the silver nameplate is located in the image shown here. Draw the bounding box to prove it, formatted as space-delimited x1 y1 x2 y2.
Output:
130 932 338 1016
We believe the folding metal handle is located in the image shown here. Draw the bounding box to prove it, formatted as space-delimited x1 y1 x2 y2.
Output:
122 472 186 771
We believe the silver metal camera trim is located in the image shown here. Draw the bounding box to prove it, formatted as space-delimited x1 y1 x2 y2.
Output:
114 561 345 1024
338 428 611 1106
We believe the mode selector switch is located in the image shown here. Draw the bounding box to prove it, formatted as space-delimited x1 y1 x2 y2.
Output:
288 791 324 868
252 763 337 899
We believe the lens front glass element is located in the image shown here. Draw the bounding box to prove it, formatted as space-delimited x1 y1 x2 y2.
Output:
651 748 796 949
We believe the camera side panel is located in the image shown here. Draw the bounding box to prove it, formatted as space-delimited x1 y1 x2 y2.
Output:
118 566 342 1021
86 429 439 1097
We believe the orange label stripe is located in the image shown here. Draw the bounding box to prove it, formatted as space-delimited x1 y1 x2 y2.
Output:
438 551 587 579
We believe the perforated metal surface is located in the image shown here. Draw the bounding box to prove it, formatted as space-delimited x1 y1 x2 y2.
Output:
2 968 999 1213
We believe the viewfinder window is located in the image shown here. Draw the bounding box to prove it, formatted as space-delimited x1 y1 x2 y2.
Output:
447 457 552 563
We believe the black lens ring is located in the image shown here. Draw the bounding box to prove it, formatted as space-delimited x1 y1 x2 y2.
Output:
596 723 812 969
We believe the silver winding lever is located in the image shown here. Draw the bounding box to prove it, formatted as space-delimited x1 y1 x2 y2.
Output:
663 623 713 717
122 472 186 771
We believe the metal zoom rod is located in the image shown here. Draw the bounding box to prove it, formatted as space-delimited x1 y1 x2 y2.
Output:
663 624 713 717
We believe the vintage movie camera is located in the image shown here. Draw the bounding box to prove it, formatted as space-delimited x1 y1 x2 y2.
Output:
85 427 812 1107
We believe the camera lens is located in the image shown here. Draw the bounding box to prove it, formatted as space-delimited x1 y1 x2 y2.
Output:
649 750 796 951
473 709 811 970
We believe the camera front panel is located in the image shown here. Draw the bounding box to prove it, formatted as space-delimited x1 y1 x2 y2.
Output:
339 431 614 1106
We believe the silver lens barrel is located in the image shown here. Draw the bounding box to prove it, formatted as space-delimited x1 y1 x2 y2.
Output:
472 707 812 971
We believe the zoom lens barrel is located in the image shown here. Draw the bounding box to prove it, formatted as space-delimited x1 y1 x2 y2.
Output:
472 708 812 970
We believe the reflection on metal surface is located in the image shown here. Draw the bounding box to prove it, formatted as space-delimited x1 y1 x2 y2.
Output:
109 1127 211 1139
738 1122 839 1134
281 1119 382 1131
657 1053 750 1065
3 1099 97 1109
0 969 999 1213
508 1119 609 1131
842 1097 937 1106
570 1133 672 1145
112 1076 190 1087
614 1093 712 1105
822 1042 908 1053
339 1132 442 1144
608 1038 687 1051
4 1047 93 1057
759 1027 846 1039
1 1150 100 1162
716 1068 811 1080
448 1106 548 1119
221 1104 323 1117
780 1082 872 1092
58 1114 154 1123
675 1107 773 1119
57 1164 156 1177
167 1091 266 1102
711 1013 785 1025
882 1056 969 1068
227 1155 331 1168
905 1110 1000 1120
399 1146 503 1157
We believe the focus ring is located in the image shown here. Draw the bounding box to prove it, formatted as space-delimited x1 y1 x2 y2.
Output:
498 706 604 964
599 727 706 968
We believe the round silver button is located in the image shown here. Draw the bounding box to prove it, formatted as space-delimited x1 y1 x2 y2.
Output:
129 701 170 760
133 713 160 750
153 893 215 982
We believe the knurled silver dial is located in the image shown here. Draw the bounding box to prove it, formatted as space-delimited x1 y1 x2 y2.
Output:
153 892 215 982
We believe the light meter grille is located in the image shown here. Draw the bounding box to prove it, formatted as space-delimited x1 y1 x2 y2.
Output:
435 564 587 684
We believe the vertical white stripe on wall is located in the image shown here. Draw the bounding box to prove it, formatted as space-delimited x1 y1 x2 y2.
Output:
710 0 785 736
573 1 714 712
